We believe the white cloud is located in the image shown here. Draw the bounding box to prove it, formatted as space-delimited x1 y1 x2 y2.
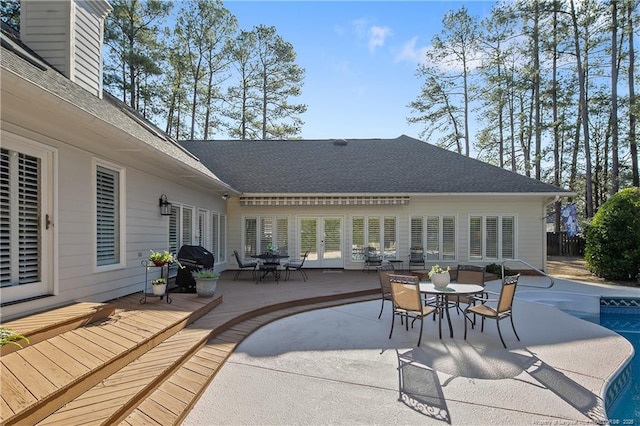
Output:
395 36 429 65
368 25 391 53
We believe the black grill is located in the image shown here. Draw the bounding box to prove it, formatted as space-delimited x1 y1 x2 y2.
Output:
175 245 214 293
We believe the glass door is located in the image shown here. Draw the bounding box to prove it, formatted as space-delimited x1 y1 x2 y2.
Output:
298 217 343 268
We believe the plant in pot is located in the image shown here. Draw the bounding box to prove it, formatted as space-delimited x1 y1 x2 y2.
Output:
428 264 451 288
149 250 175 267
151 277 167 295
192 269 220 298
0 328 29 348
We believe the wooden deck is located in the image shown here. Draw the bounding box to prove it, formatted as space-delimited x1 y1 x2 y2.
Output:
0 269 380 425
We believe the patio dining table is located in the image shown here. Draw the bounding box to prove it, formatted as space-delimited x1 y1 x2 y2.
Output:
419 282 484 339
251 253 289 283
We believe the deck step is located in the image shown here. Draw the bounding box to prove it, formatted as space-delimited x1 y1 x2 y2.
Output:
0 302 116 356
123 294 379 425
0 294 222 425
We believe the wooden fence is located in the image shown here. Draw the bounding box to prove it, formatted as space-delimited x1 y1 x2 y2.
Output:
547 232 586 256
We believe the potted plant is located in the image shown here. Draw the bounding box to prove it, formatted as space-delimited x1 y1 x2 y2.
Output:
151 277 167 295
149 250 175 267
428 264 451 288
192 269 219 298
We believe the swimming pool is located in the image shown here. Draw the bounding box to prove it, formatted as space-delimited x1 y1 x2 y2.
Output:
578 298 640 424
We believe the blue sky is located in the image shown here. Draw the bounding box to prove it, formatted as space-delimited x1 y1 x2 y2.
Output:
223 1 496 140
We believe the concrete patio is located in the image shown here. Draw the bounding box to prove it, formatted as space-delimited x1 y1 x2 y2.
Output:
184 275 638 425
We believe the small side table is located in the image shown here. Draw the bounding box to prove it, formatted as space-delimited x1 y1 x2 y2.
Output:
388 260 404 271
140 259 172 304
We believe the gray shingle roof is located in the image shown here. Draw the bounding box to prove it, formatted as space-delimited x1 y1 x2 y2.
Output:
179 136 568 195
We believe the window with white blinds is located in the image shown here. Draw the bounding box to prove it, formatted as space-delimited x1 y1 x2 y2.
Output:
410 215 456 261
1 148 41 286
469 215 516 260
244 216 288 256
352 215 397 260
211 212 219 262
352 216 365 260
168 204 194 255
96 165 120 266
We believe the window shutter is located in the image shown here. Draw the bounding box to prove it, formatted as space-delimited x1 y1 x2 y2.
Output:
169 205 180 254
426 217 440 260
383 217 396 259
486 216 498 259
501 216 515 259
352 216 364 260
244 218 257 257
276 217 288 254
182 208 192 246
410 217 423 252
470 217 482 260
367 217 380 251
211 213 219 262
442 216 456 260
96 166 119 266
219 215 226 261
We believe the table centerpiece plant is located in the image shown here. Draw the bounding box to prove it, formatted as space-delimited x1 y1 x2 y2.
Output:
428 264 451 288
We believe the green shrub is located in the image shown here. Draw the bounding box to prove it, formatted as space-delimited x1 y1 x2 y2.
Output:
584 187 640 280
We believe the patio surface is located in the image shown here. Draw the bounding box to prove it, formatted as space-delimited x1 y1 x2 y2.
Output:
184 270 639 425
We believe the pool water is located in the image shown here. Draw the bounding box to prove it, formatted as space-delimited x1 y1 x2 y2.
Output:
582 312 640 423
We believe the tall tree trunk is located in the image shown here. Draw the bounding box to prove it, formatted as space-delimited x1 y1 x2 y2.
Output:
611 0 620 195
533 0 542 180
628 0 639 186
552 3 561 233
570 0 594 218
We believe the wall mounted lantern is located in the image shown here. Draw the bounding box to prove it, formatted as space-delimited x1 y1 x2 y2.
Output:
222 193 230 200
159 194 172 216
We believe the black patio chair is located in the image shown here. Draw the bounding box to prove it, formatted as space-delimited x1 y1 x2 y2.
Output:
233 250 257 281
363 247 383 272
284 250 310 281
408 247 425 271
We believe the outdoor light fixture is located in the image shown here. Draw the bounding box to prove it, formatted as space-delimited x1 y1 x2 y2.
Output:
159 194 172 216
222 193 230 200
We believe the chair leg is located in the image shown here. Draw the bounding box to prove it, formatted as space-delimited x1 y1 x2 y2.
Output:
389 312 395 339
496 320 507 348
233 270 240 281
378 298 385 319
417 316 424 346
510 315 520 341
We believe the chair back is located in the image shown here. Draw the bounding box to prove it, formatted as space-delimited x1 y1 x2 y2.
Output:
234 249 248 267
300 250 310 265
377 264 394 294
388 274 422 312
456 264 485 285
365 247 382 262
497 274 520 313
409 247 424 263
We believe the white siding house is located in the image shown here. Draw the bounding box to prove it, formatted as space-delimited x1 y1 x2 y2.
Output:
1 0 570 322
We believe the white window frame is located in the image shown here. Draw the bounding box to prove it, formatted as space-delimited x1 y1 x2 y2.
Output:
351 215 398 261
168 202 195 254
242 215 289 257
210 211 226 265
468 214 517 261
410 215 457 262
94 158 126 272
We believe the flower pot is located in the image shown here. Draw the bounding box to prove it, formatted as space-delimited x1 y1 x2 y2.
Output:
431 272 450 289
152 260 166 267
195 278 217 298
152 283 167 296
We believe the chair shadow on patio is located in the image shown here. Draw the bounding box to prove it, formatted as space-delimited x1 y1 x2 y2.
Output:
514 350 606 423
396 349 451 424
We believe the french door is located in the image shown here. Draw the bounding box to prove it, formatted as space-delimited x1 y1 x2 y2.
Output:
0 132 54 303
298 217 343 268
